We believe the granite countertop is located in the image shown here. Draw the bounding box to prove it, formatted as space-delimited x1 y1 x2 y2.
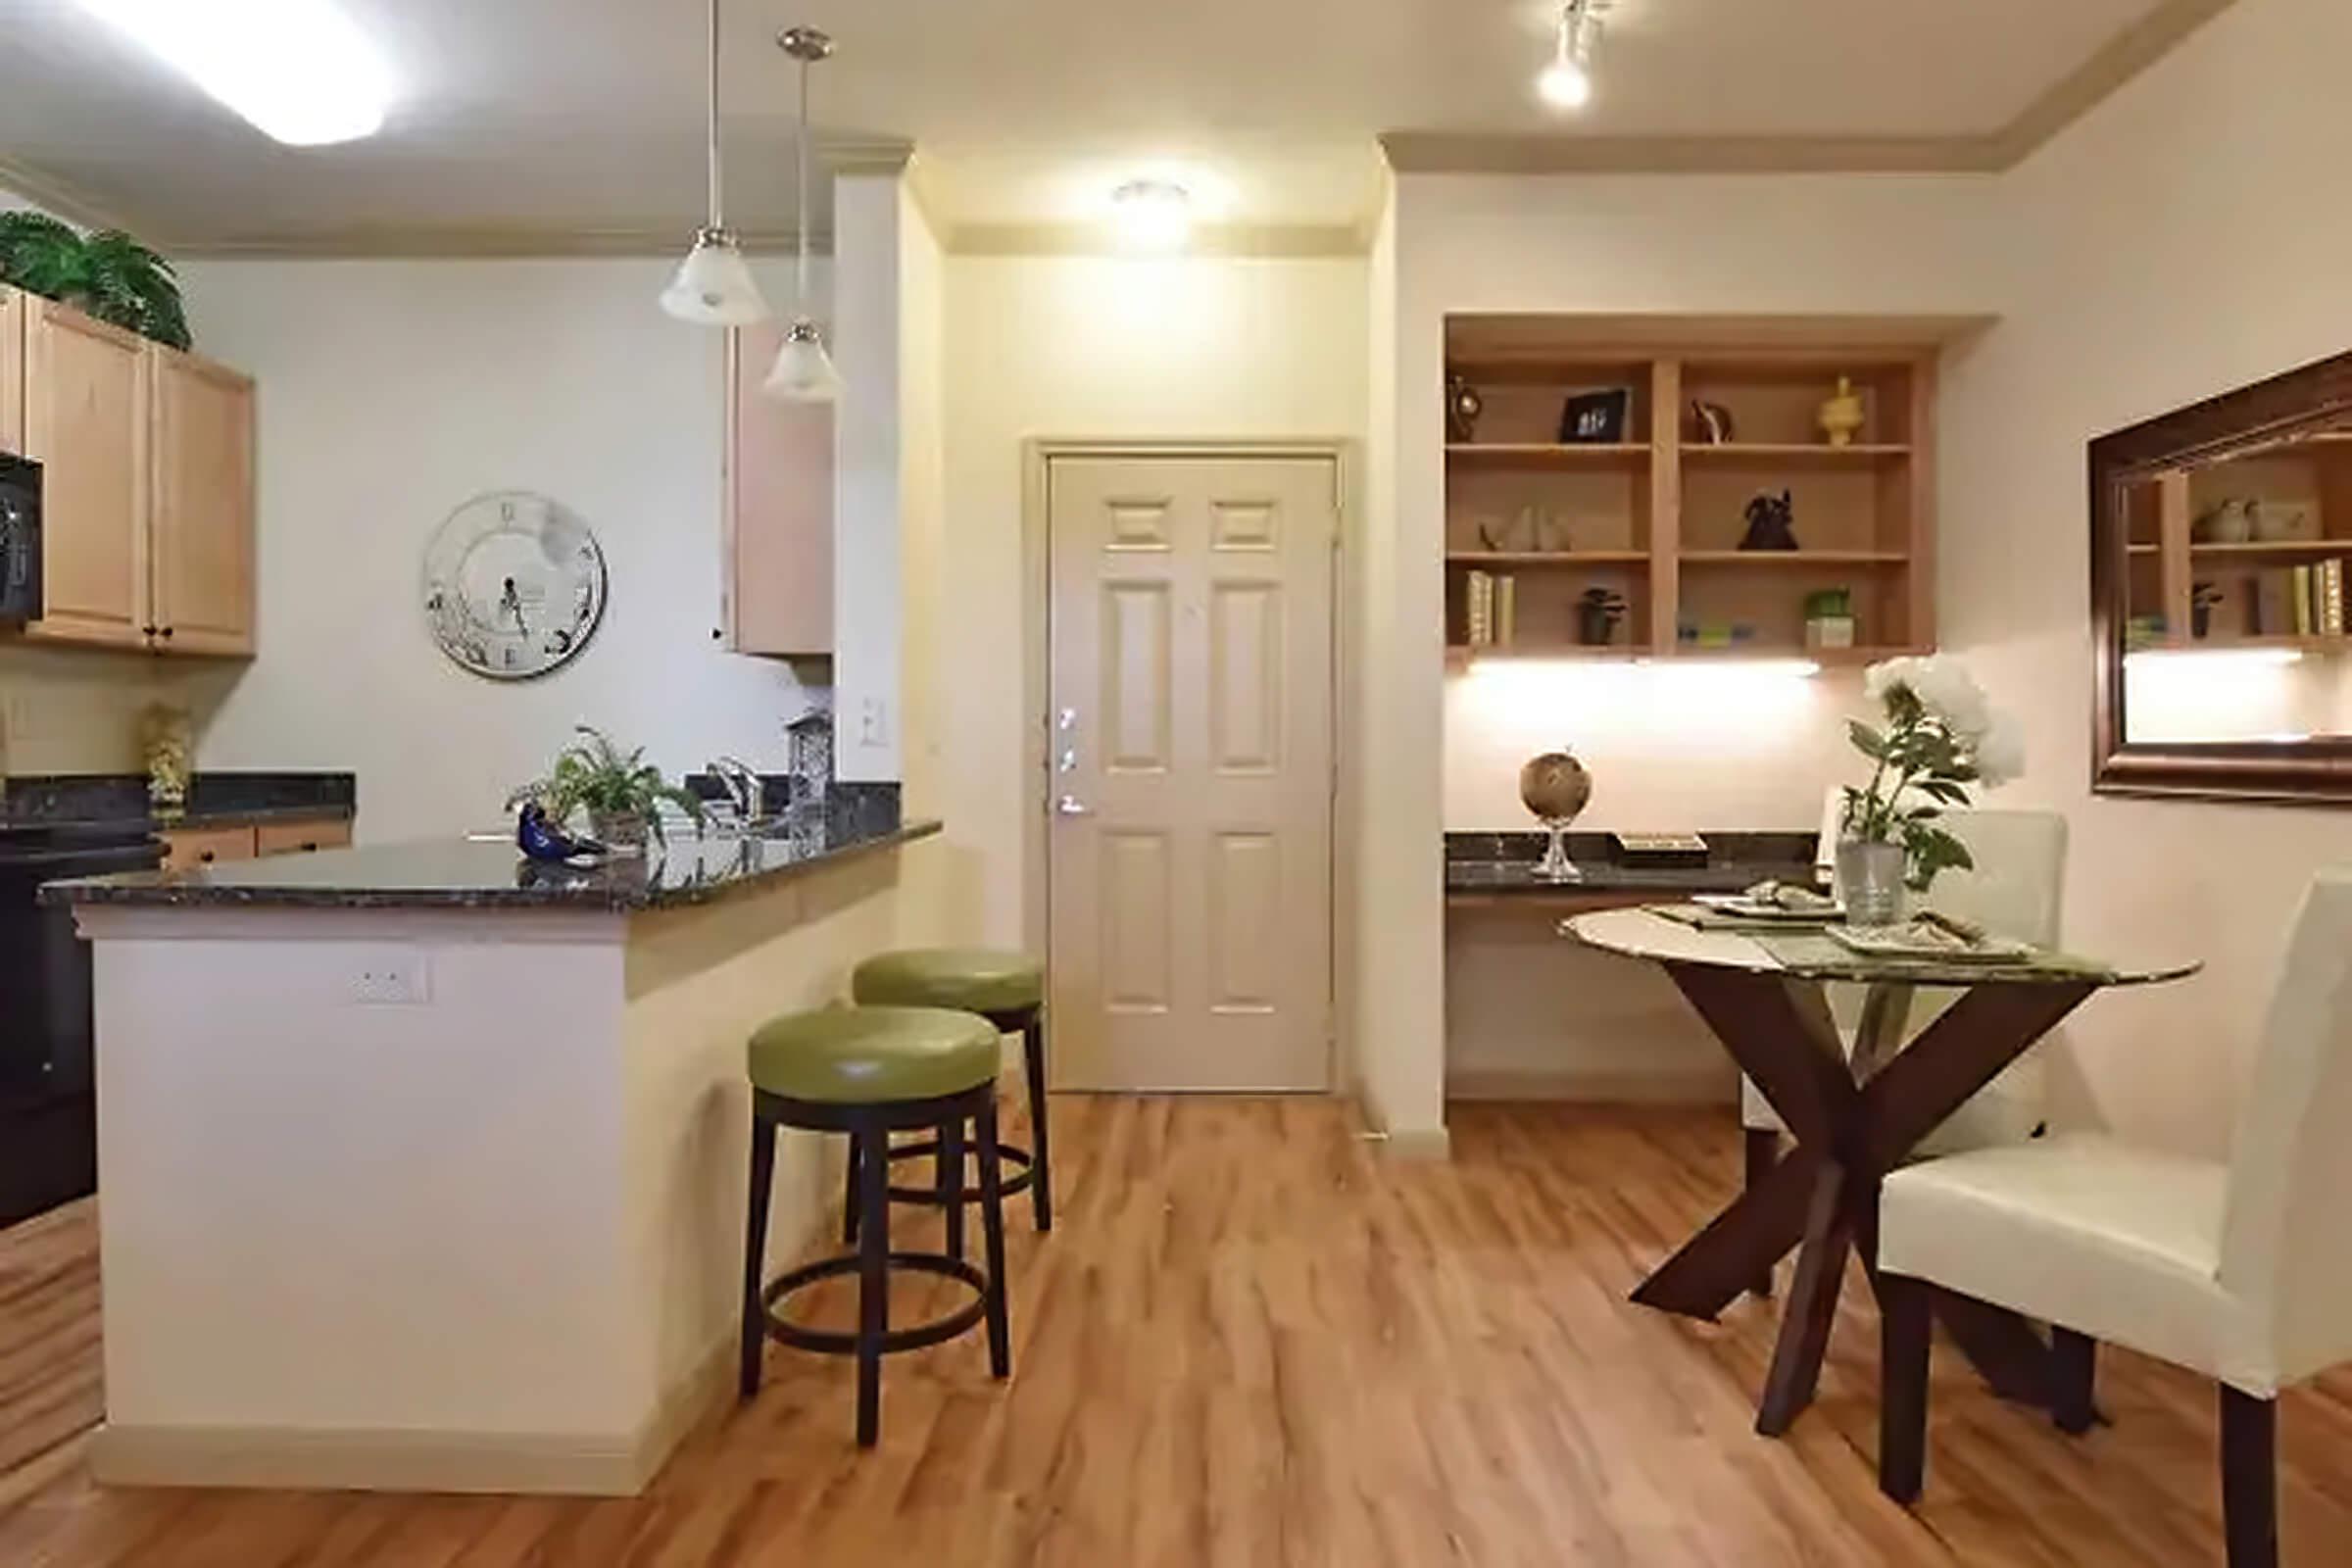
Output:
47 814 940 912
1 772 356 836
1446 830 1821 897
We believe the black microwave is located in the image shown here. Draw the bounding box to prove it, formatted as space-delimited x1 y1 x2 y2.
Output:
0 454 39 624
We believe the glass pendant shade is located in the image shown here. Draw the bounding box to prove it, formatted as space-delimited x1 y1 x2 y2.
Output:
661 228 770 325
763 318 843 403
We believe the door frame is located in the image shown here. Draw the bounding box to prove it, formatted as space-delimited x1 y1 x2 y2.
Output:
1020 437 1355 1092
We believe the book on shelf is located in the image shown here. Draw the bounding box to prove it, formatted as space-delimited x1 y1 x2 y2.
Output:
2292 565 2315 637
1461 569 1519 648
2322 560 2346 637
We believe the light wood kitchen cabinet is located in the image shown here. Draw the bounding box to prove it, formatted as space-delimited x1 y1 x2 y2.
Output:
0 288 23 453
0 288 257 658
254 817 352 857
164 816 351 871
21 297 150 650
150 348 257 655
722 321 833 657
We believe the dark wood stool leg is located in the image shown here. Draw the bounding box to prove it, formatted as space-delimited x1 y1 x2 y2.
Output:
938 1115 966 1261
739 1111 777 1399
2052 1328 2098 1435
975 1095 1012 1379
855 1119 891 1447
1879 1273 1933 1504
1022 1015 1053 1232
842 1131 863 1246
2221 1385 2278 1568
1742 1128 1777 1298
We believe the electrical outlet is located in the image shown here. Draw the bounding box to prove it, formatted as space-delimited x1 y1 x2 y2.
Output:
859 697 887 746
350 950 430 1006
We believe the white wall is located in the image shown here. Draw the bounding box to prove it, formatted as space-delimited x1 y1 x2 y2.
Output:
935 252 1371 951
174 258 829 842
1938 0 2352 1152
831 178 906 786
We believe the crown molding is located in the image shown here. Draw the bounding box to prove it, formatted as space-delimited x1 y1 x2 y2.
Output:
0 153 138 230
949 220 1367 259
1385 0 2239 178
1379 132 2006 176
168 224 836 260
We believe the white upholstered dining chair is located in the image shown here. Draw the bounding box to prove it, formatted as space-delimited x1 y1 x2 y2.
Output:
1740 808 2069 1235
1875 869 2352 1568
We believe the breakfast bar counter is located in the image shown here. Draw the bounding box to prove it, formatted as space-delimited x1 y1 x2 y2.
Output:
45 813 943 1496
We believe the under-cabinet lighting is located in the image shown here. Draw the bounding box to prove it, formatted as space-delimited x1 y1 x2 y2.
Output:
79 0 393 146
1109 179 1194 251
1466 656 1821 679
2125 647 2306 668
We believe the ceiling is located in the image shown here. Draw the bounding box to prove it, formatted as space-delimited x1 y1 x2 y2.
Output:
0 0 2216 251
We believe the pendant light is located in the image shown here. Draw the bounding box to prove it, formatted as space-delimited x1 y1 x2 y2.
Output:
763 25 843 404
661 0 769 325
1538 0 1602 111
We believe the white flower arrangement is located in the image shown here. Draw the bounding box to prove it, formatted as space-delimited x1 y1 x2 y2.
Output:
1845 656 2027 890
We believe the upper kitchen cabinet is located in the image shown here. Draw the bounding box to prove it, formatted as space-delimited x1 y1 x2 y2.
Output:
722 320 833 658
0 289 257 658
149 349 257 655
20 297 151 650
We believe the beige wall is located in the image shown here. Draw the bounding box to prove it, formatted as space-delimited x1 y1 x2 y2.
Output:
0 645 167 776
935 252 1370 959
1938 0 2352 1153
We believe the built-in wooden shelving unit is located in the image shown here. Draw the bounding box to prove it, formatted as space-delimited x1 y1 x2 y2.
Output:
1441 319 1943 663
2123 430 2352 654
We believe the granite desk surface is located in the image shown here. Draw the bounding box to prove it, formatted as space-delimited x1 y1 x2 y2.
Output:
47 817 941 913
1446 830 1821 897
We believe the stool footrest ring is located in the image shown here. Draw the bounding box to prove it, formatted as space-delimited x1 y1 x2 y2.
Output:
881 1137 1036 1204
759 1251 989 1357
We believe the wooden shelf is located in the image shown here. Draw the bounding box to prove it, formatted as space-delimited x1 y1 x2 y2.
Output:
2133 634 2348 657
1444 642 1926 667
1446 551 1649 567
1683 443 1910 465
1446 443 1650 465
2187 540 2351 563
1678 551 1908 567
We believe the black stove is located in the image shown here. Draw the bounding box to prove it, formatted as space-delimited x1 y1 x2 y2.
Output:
0 819 164 1228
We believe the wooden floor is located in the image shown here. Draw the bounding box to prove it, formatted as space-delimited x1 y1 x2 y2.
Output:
5 1099 2351 1565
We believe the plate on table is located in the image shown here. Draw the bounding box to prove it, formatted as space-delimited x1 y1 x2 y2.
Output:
1691 893 1843 924
1826 922 2036 963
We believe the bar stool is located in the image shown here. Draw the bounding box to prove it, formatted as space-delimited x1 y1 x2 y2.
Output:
740 1004 1011 1447
851 949 1054 1232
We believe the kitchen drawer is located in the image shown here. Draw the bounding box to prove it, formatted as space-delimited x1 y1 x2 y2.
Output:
254 817 352 857
162 825 258 871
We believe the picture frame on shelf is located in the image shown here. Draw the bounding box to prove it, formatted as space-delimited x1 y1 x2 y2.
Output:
1558 388 1633 445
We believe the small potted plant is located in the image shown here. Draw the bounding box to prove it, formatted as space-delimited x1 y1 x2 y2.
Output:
1803 588 1856 651
507 727 707 854
1837 658 2024 925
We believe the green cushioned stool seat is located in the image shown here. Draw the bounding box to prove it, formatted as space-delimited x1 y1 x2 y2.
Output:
747 1005 1000 1104
853 948 1045 1016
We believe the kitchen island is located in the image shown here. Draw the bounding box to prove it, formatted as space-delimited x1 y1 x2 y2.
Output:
47 810 943 1495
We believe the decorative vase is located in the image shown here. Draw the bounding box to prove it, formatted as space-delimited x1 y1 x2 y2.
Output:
591 809 651 855
1818 376 1867 448
1520 751 1593 883
1835 839 1908 928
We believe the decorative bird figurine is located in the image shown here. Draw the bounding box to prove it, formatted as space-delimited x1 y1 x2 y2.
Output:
515 802 607 863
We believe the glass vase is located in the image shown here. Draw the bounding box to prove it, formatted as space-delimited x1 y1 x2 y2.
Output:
1835 839 1908 927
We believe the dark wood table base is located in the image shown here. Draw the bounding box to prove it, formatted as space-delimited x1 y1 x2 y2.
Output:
1637 961 2096 1435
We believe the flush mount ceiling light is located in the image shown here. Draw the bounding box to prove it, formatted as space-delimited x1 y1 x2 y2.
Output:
1109 178 1193 250
762 25 843 404
1537 0 1604 111
76 0 392 146
662 0 770 326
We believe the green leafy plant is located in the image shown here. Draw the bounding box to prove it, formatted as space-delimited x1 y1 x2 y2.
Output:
506 727 707 845
0 212 192 350
1843 657 2024 892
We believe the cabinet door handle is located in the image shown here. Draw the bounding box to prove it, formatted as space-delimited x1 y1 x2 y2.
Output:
159 626 175 640
197 851 217 864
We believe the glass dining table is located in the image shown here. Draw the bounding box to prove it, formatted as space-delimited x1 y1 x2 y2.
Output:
1565 906 2200 1438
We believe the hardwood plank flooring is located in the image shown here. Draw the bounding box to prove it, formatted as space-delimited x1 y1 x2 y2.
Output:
3 1099 2349 1565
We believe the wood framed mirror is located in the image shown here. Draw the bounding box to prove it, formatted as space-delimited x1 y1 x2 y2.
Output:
2091 351 2352 804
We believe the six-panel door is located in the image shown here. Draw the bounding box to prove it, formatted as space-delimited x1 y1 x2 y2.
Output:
1047 453 1338 1092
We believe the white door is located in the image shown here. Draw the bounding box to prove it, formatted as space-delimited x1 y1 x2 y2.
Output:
1047 452 1337 1092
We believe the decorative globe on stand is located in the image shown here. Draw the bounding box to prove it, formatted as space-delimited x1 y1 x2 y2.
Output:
1519 750 1593 883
